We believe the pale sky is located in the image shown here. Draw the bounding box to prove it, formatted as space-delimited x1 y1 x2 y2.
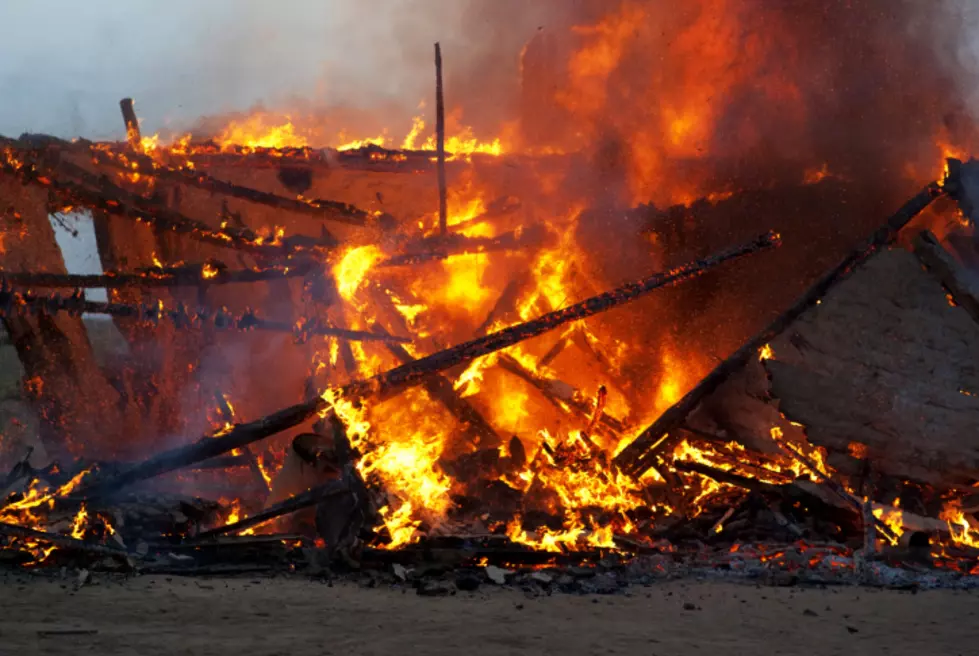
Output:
0 0 498 140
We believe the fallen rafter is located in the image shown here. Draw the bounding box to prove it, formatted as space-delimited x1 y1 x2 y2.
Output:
0 260 315 289
0 284 411 344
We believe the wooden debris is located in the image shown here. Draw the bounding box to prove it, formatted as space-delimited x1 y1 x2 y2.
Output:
0 285 409 344
194 479 350 538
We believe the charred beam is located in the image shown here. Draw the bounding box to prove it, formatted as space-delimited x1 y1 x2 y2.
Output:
194 479 350 538
435 42 448 236
615 183 944 477
75 232 777 497
119 98 141 150
913 230 979 324
0 260 315 289
0 520 131 560
0 285 411 344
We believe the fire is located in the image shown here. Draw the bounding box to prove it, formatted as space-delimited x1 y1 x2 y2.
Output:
333 245 384 302
759 344 774 361
873 501 906 541
139 133 161 153
941 501 979 548
201 262 219 280
337 135 388 151
216 114 308 151
70 504 89 540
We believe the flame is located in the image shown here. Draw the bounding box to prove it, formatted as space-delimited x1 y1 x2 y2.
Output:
759 344 774 361
333 245 384 302
337 135 388 151
873 500 906 541
70 504 89 540
202 263 219 280
941 501 979 548
216 114 308 151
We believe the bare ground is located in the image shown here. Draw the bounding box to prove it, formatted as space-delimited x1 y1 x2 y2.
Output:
0 573 976 656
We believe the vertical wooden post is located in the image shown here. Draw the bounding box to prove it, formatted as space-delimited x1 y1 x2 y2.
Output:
119 98 142 151
435 43 448 236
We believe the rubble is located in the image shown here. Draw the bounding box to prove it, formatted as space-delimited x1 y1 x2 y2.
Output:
4 84 979 596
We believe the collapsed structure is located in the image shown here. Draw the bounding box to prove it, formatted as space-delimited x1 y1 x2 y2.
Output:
1 85 979 589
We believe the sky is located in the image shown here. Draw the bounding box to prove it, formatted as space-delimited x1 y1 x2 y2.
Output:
0 0 490 139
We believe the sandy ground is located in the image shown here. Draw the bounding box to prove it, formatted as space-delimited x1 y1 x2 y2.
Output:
0 573 975 656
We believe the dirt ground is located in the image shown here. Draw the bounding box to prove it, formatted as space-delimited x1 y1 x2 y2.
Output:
0 573 975 656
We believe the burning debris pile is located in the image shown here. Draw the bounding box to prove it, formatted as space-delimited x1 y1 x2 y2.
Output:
4 33 979 591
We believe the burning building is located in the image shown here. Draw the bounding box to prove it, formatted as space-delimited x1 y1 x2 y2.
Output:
2 0 979 584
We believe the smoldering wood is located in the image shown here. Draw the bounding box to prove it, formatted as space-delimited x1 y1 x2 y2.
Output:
76 233 778 498
214 392 270 498
435 42 448 236
0 286 410 344
119 98 141 150
315 411 375 555
0 520 131 561
0 260 315 289
189 455 252 471
615 183 944 477
194 478 350 538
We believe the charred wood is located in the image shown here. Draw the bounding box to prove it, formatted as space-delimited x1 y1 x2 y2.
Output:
435 42 448 236
0 286 410 344
195 479 350 538
119 98 141 150
913 230 979 324
615 184 943 477
0 520 131 561
0 260 315 289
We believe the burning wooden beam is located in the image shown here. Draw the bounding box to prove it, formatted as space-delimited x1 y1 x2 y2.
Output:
435 42 448 236
74 232 778 498
0 260 314 289
0 285 411 344
194 479 350 539
0 520 131 561
614 183 944 477
119 98 141 150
